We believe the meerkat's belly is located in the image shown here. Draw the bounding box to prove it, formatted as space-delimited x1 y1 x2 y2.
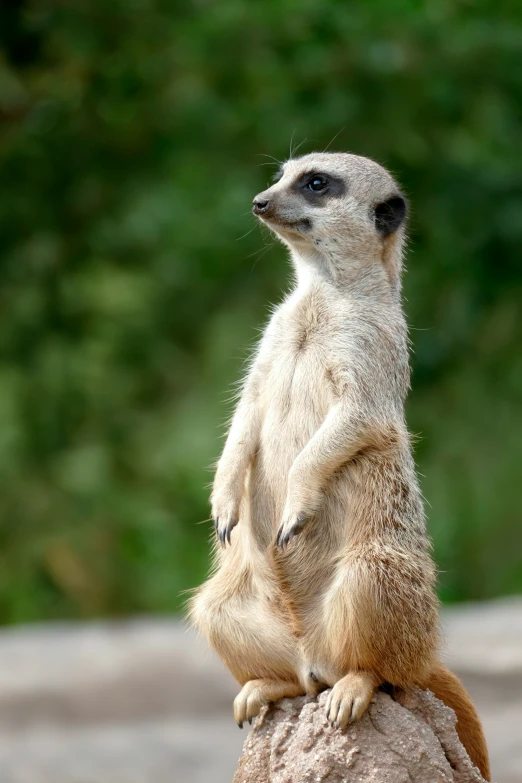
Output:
246 342 337 547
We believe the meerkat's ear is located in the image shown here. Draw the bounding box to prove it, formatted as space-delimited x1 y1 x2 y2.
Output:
374 195 408 237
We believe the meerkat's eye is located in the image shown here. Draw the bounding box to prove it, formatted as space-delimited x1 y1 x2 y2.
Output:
307 176 328 192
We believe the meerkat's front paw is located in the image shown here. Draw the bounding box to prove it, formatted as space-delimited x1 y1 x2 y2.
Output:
233 680 270 728
275 510 310 549
276 475 322 549
211 489 241 547
213 512 239 547
325 671 376 729
233 678 304 728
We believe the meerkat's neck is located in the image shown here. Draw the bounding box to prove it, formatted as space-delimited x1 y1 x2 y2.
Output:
289 246 402 304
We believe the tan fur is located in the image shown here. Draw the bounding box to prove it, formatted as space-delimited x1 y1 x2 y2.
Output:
189 152 490 780
422 662 491 780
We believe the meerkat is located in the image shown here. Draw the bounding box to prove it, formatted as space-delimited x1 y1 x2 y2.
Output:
189 152 490 780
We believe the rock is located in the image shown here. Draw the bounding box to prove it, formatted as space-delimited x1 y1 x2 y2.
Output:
233 689 488 783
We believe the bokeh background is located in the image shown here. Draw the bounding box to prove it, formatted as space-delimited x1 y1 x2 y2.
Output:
1 0 521 628
2 4 522 782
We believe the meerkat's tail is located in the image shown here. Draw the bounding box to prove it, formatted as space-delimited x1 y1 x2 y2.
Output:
422 661 490 781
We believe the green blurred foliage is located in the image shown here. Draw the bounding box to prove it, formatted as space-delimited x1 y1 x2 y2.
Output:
0 0 521 622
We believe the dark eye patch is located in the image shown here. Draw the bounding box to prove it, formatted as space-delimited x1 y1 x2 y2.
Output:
293 170 346 205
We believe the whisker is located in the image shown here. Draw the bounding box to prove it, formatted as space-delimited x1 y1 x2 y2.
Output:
289 128 297 158
246 238 273 260
256 153 282 165
291 137 308 157
250 243 273 272
236 223 258 241
323 126 346 153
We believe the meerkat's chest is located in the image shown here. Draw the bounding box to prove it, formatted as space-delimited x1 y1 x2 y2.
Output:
261 319 337 432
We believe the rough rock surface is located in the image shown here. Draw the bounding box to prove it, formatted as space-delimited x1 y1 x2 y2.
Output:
233 689 487 783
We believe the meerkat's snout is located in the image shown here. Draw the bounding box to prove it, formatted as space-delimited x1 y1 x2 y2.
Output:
252 194 271 215
252 184 312 236
253 189 284 224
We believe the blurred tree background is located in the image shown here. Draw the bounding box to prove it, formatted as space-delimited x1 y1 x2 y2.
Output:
0 0 521 623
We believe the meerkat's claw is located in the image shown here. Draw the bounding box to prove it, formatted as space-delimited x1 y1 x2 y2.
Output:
233 678 303 726
324 672 375 730
275 512 309 549
214 515 239 548
234 681 268 726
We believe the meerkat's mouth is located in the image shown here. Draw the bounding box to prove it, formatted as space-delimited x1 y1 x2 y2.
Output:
258 214 312 234
252 195 312 234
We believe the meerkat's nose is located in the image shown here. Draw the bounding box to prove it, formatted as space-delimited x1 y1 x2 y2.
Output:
253 196 271 215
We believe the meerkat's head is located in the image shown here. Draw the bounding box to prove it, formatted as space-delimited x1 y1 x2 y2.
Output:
253 152 407 287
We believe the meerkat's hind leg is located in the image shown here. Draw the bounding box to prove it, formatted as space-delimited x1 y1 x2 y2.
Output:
325 671 379 729
233 678 304 728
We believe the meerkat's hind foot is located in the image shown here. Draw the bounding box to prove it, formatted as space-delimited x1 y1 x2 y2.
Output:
233 678 304 728
325 671 378 729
